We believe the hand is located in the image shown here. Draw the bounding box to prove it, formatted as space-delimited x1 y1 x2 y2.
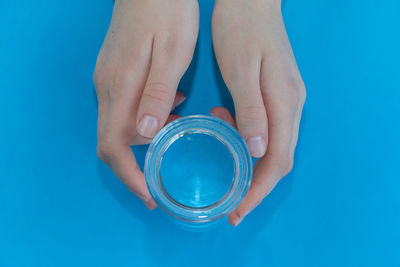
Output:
211 0 306 225
94 0 199 210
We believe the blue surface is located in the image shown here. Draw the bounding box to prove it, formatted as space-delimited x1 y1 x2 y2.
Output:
161 133 234 208
0 0 399 266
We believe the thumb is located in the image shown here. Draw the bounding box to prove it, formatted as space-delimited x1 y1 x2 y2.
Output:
136 36 191 139
136 65 183 139
230 79 268 158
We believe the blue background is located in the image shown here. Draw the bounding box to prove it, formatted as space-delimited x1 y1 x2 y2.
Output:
1 0 399 266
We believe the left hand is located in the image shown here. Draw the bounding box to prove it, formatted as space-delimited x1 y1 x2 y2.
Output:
211 0 306 226
94 0 199 210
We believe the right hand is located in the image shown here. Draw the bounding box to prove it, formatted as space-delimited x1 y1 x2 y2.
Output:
93 0 199 210
211 0 306 225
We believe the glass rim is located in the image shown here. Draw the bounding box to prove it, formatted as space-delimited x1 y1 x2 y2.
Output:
144 115 252 224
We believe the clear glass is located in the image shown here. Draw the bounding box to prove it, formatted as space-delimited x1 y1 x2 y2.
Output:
145 115 252 230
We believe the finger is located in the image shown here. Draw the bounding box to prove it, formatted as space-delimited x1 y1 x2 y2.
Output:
228 59 306 226
210 107 281 226
165 114 181 125
133 90 184 144
96 82 158 210
132 95 184 146
97 142 157 210
171 92 186 111
132 113 183 146
210 106 237 128
218 59 268 158
136 37 191 139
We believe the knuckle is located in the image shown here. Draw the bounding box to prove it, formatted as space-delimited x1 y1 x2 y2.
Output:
96 139 117 163
93 66 106 91
93 62 136 95
143 82 172 105
156 31 195 63
279 156 294 176
93 69 99 87
96 147 106 162
286 77 307 110
240 105 266 122
103 70 134 102
266 153 294 177
284 158 294 176
296 82 307 106
156 33 174 52
93 54 102 85
93 51 110 89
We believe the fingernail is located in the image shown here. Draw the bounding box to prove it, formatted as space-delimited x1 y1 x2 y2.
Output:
137 115 159 138
175 96 186 108
246 136 267 158
144 200 157 211
232 216 244 227
210 112 223 121
172 96 186 110
140 195 151 203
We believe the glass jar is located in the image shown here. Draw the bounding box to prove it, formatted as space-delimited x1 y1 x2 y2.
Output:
145 115 252 230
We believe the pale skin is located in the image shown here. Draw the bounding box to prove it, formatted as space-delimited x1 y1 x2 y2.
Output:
94 0 305 226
